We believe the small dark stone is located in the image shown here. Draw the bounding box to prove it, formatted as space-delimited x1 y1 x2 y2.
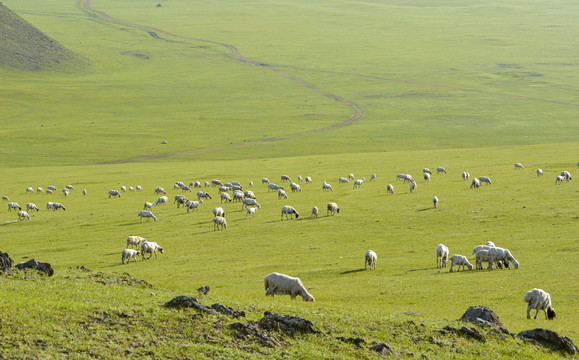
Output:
211 303 245 318
196 286 210 295
337 336 366 348
369 343 396 356
258 312 320 337
164 295 216 315
460 305 503 328
458 326 486 342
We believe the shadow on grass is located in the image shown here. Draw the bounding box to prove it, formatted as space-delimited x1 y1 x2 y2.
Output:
417 208 433 212
339 269 366 275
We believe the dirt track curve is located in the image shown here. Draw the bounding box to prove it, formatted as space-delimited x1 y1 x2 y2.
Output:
82 0 364 164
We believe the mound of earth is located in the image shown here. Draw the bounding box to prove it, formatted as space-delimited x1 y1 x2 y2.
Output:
0 2 87 70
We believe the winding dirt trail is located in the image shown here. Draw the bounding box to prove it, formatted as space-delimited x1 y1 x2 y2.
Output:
82 0 364 164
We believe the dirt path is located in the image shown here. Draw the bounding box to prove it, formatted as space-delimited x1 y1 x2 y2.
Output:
82 0 364 164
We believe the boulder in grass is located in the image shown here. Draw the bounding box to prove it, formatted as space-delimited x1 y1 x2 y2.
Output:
15 259 54 276
518 328 578 355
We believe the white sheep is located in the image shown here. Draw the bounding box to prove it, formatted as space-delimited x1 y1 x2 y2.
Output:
322 181 333 191
525 289 556 320
561 171 572 182
65 185 75 190
186 200 203 213
424 172 430 182
437 167 447 174
488 247 519 270
264 272 314 301
8 202 21 212
246 207 257 218
180 185 192 192
311 206 319 218
449 255 473 272
205 181 210 187
486 241 495 247
121 185 127 192
386 184 395 194
423 168 432 174
47 186 57 191
515 163 525 170
249 181 254 187
338 177 350 184
121 249 140 264
219 185 231 193
472 244 493 255
136 186 143 191
82 189 87 196
470 178 480 188
297 175 303 182
232 181 242 187
143 202 156 210
268 183 284 192
140 241 164 259
327 202 339 216
262 178 270 185
26 203 39 212
353 178 365 189
17 211 31 221
536 169 543 177
126 235 146 249
231 184 243 191
475 250 492 270
155 196 168 206
281 175 291 182
213 216 227 230
26 187 34 193
174 195 189 208
154 187 166 195
46 202 54 210
396 174 406 182
62 188 69 197
37 187 44 194
409 181 417 193
278 189 288 199
433 196 438 208
233 191 245 202
52 202 65 211
213 207 226 217
348 173 355 180
241 198 261 210
365 250 377 270
290 182 302 192
462 171 470 181
46 190 53 194
138 210 157 222
193 181 201 188
555 175 565 185
129 186 135 192
197 191 212 200
281 205 299 220
479 176 492 185
220 192 232 203
436 244 449 268
108 190 122 198
211 179 223 187
243 190 256 199
175 181 185 187
370 173 376 182
305 176 312 184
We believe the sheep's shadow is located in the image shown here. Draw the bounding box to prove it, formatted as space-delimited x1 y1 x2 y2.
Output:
407 267 434 272
417 208 433 212
339 269 366 275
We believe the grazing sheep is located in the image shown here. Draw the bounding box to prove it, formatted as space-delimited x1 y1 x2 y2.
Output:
174 195 189 208
126 235 146 249
278 189 288 199
121 186 127 192
65 185 75 190
436 244 449 268
386 184 395 194
211 179 223 187
561 171 572 182
220 192 232 203
241 198 261 210
525 289 556 320
311 206 319 218
17 211 31 221
536 169 543 177
555 175 565 185
26 203 39 212
180 185 192 192
348 173 355 180
224 182 233 188
327 202 339 216
129 186 134 192
281 175 291 182
305 176 312 184
365 250 377 270
138 210 157 222
433 196 438 208
154 187 166 195
338 177 350 184
462 172 470 181
268 183 284 192
37 187 44 194
298 175 303 182
437 167 447 174
218 186 231 193
26 187 34 193
136 186 143 191
173 183 181 190
143 202 155 210
204 181 210 187
396 174 406 182
281 205 299 220
193 181 201 188
246 207 257 218
322 181 333 191
479 176 492 185
243 190 256 199
370 173 376 182
2 196 9 201
52 202 65 211
449 255 473 272
233 191 245 202
262 178 270 185
62 189 69 197
213 207 226 217
155 196 168 206
175 181 185 187
423 168 432 174
46 190 53 194
486 241 495 247
121 249 140 264
290 182 302 192
475 250 491 270
8 202 21 211
409 181 417 193
353 178 365 189
515 163 525 170
470 178 480 188
424 172 430 182
213 216 227 230
472 244 493 255
249 181 253 187
108 190 122 198
197 191 212 200
46 202 54 210
82 189 87 196
264 272 314 301
231 181 242 187
186 200 203 213
140 241 164 259
488 247 519 270
47 186 57 191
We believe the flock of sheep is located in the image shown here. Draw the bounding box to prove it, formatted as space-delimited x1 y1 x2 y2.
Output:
3 162 573 319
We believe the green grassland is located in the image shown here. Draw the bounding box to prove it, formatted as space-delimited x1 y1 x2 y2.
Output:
1 0 578 358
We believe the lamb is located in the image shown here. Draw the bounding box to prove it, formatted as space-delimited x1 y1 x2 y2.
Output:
264 272 314 301
26 203 39 212
555 175 565 185
268 183 284 192
281 205 299 220
108 190 122 198
186 200 203 213
213 216 227 230
174 195 189 207
8 202 21 211
213 207 226 217
449 255 473 272
488 247 519 270
353 178 365 189
436 244 449 268
537 169 543 177
327 202 339 216
37 187 44 194
154 187 166 195
386 184 395 194
423 168 432 174
437 167 447 174
462 171 470 181
479 176 492 185
515 163 525 170
126 235 146 249
17 211 31 221
121 249 140 264
281 175 291 182
290 182 302 192
233 191 245 202
305 176 312 184
470 178 480 188
129 186 134 192
241 198 261 210
338 177 350 184
138 210 157 222
278 189 288 199
155 196 169 206
243 190 256 199
220 192 232 203
211 179 223 187
311 206 319 218
197 191 212 200
424 172 430 182
249 181 254 187
26 187 34 193
246 207 258 218
140 241 164 259
262 178 270 184
82 189 87 196
297 175 303 182
121 186 127 192
525 289 556 320
322 181 333 191
1 196 8 201
370 173 376 182
205 181 210 187
365 250 377 270
143 202 155 210
409 181 417 193
433 196 439 208
348 173 355 180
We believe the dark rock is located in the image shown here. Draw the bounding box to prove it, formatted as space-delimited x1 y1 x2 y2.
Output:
0 251 13 272
229 322 281 348
196 286 210 295
211 303 245 318
458 326 486 342
258 312 320 337
460 306 504 328
337 336 366 348
15 259 54 276
517 328 578 355
164 295 216 315
369 343 396 356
